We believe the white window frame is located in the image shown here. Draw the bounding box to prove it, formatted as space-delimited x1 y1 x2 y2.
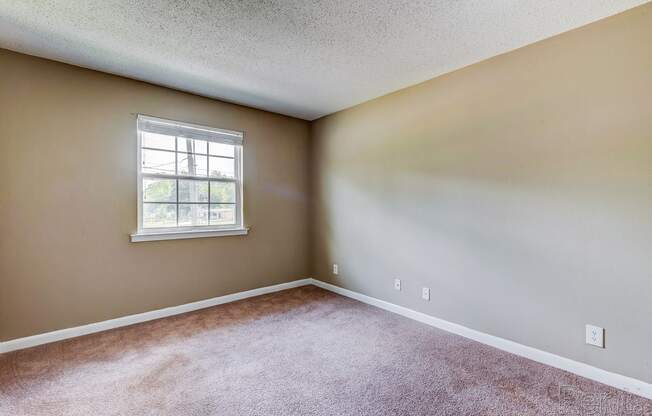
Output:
131 115 248 242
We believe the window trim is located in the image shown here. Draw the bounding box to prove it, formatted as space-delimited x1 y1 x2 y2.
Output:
131 115 247 242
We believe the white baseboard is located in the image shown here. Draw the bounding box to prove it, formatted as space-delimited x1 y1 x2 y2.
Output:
0 278 313 354
310 279 652 400
2 277 650 400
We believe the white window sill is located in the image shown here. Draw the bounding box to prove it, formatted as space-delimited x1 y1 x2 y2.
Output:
130 227 249 242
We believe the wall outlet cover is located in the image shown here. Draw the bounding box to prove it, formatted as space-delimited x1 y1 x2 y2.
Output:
394 278 401 291
332 264 339 275
585 324 604 348
422 287 430 301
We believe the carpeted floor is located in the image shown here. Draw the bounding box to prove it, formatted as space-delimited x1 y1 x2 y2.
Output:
1 286 650 415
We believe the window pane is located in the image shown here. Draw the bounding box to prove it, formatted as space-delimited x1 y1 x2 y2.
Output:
142 148 176 175
210 181 235 203
143 178 176 202
209 156 235 178
178 137 207 154
142 132 175 151
209 142 235 157
179 204 208 226
138 118 243 232
210 204 236 225
143 203 176 228
178 153 208 176
179 179 208 202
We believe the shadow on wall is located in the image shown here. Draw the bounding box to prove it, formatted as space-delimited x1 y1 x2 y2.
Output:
313 63 652 380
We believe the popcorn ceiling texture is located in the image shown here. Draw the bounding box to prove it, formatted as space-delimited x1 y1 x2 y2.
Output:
0 0 647 120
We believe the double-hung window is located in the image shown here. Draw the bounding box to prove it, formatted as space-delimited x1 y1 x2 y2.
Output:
131 115 246 242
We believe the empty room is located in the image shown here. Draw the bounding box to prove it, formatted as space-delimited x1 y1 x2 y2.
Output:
1 1 651 415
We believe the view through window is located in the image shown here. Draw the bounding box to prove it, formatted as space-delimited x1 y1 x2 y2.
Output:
137 115 243 232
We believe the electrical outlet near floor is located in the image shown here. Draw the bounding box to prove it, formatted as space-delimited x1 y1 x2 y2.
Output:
332 264 339 275
422 287 430 301
394 278 401 291
586 324 604 348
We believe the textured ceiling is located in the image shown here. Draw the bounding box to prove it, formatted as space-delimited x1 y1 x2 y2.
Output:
0 1 648 120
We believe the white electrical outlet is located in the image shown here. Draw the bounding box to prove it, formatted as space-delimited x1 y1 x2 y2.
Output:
422 287 430 301
586 324 604 348
332 264 339 275
394 278 401 291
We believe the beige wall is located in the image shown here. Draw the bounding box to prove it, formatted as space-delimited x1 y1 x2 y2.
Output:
0 49 311 341
1 2 651 385
311 4 652 383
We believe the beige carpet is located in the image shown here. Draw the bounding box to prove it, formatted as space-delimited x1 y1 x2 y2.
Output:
1 286 650 415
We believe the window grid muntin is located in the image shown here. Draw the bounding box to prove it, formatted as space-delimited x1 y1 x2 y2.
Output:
138 125 242 231
140 176 240 228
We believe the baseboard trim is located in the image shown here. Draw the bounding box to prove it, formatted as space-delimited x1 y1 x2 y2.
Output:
2 277 650 400
310 278 652 400
0 278 313 354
